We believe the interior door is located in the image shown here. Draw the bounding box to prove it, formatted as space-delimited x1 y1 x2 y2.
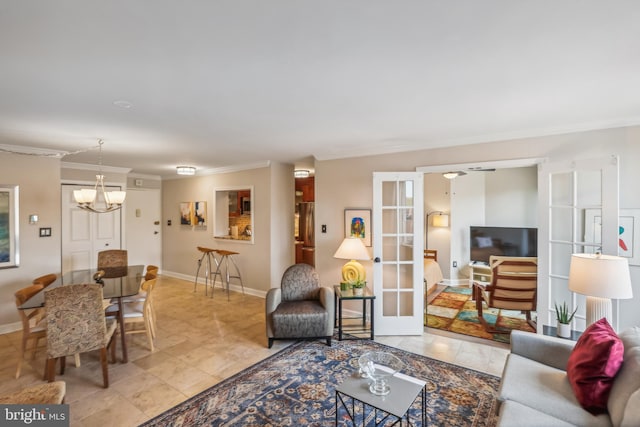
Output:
372 172 424 335
125 188 161 269
61 184 122 273
538 156 619 332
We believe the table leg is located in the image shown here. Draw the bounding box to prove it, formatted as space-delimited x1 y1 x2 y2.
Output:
116 296 128 363
370 299 375 340
338 298 343 341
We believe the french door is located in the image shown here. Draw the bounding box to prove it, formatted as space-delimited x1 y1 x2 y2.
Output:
372 172 424 335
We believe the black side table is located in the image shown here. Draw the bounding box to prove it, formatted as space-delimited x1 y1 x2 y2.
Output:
334 285 375 340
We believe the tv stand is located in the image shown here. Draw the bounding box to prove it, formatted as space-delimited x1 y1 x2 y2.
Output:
469 262 491 286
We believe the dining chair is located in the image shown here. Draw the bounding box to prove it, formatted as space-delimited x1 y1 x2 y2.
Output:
45 284 117 388
14 285 47 379
0 381 66 404
106 277 157 352
473 255 538 333
97 249 128 269
32 273 58 288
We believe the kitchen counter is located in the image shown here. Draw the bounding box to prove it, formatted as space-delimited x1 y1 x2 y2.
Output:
215 234 252 241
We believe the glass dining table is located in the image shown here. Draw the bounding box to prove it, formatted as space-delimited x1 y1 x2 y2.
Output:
20 265 145 363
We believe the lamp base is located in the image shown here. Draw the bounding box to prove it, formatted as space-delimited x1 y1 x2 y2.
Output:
586 296 612 326
342 260 366 282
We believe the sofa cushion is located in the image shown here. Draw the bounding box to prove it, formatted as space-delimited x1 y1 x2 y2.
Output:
499 353 612 426
567 318 624 415
608 327 640 426
271 300 328 338
498 400 576 427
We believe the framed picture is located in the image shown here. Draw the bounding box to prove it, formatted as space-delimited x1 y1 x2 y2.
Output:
194 201 207 227
584 208 640 266
345 208 371 247
180 202 194 226
0 185 20 269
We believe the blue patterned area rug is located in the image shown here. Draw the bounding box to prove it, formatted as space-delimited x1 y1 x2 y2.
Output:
140 338 500 426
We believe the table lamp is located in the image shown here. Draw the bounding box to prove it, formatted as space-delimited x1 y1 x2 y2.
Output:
568 253 633 326
333 237 371 282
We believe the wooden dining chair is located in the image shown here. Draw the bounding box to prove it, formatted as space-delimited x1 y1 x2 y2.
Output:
0 381 66 404
45 284 117 388
32 273 58 288
14 285 47 379
97 249 128 269
106 277 157 352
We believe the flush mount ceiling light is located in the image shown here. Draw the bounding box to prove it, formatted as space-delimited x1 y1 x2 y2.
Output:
443 171 467 179
294 169 310 178
176 166 196 176
73 140 126 213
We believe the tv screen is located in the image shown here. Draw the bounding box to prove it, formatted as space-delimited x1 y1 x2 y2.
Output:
470 226 537 264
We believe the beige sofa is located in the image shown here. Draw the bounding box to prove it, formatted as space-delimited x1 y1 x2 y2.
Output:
497 328 640 427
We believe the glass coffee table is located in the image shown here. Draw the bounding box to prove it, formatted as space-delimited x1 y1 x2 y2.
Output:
335 371 426 425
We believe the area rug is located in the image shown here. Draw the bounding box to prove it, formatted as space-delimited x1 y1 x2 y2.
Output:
426 286 535 344
140 338 499 426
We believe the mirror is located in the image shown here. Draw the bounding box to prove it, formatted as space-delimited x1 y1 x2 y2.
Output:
214 186 254 243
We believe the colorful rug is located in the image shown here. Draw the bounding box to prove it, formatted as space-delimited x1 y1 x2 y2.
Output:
141 338 499 426
427 286 535 344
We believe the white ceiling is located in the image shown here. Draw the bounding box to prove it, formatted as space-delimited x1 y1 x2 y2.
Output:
1 1 640 178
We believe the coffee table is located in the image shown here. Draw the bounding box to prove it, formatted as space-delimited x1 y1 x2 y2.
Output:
335 372 426 426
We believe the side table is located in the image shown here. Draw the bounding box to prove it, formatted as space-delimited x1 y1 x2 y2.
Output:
334 286 375 340
335 372 426 426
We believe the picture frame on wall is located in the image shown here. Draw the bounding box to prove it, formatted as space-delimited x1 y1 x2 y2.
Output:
194 201 207 227
0 185 20 269
584 208 640 266
344 208 371 247
180 202 194 226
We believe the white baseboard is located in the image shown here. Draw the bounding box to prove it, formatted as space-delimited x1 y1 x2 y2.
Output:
0 321 22 335
161 270 267 299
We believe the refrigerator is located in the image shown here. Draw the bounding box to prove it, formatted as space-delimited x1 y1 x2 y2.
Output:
297 202 315 267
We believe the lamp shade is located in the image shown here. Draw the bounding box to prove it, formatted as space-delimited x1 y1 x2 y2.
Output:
432 213 449 227
568 253 633 299
333 237 370 261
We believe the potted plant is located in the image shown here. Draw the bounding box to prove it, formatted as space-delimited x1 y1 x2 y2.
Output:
339 281 352 292
351 279 366 296
555 301 577 338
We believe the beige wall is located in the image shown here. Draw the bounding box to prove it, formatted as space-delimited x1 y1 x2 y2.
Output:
0 153 61 330
161 164 294 294
315 126 640 330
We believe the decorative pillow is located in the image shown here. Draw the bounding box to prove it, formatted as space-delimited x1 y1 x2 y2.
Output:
475 236 493 248
567 318 624 414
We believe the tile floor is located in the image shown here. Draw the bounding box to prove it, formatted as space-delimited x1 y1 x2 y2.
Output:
0 275 509 426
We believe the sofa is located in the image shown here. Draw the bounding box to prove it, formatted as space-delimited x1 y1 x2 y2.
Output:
497 327 640 426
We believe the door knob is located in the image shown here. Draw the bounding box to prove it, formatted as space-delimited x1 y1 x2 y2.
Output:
374 257 381 263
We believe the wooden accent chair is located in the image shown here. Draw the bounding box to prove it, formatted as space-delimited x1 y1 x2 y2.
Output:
14 285 47 378
32 273 58 288
473 256 538 333
266 264 334 348
45 284 117 388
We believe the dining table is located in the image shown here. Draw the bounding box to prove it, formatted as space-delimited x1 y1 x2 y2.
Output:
20 265 145 363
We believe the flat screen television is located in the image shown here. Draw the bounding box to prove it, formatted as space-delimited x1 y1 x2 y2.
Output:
470 226 537 265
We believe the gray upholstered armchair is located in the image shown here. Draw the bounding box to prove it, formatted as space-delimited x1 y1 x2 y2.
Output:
266 264 334 348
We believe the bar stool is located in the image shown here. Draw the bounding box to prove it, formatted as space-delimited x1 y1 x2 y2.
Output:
194 247 223 295
212 249 244 300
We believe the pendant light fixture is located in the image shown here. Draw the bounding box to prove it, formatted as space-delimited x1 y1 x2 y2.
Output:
73 140 126 213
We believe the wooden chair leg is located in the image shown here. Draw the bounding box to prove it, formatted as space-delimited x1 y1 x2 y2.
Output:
74 353 81 367
46 358 57 382
60 356 66 375
100 348 109 388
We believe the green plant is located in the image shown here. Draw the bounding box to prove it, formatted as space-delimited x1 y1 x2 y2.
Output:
555 301 577 324
351 279 366 289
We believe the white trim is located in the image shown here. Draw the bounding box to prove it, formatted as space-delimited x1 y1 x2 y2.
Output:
163 161 271 180
0 321 23 335
61 161 132 174
416 157 544 173
161 270 266 299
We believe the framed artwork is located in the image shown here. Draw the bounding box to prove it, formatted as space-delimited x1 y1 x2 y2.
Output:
584 208 640 266
194 201 207 227
180 202 194 225
0 185 20 269
345 208 371 247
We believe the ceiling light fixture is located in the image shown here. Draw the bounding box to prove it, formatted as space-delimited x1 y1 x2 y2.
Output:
443 171 467 179
294 169 310 178
73 140 126 213
176 166 196 176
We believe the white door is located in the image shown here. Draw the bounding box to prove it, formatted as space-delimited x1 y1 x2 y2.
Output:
125 188 162 269
538 156 619 332
372 172 424 335
61 184 122 273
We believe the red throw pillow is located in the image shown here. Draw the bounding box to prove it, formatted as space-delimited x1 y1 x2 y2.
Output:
567 318 624 414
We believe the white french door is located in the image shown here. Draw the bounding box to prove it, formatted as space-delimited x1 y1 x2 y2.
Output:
372 172 424 335
538 156 619 332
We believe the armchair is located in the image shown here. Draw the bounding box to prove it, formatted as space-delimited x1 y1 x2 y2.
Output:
473 256 537 333
266 264 334 348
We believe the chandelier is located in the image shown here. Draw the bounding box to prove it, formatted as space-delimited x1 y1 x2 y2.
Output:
73 140 126 213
